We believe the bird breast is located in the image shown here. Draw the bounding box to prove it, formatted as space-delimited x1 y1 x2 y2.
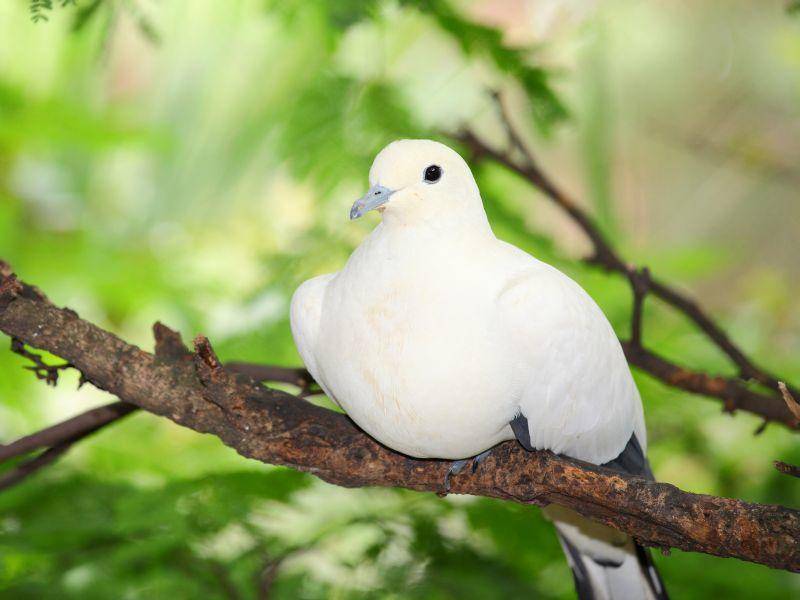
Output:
314 245 519 459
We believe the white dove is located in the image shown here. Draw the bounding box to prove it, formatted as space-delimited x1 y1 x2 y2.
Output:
290 139 668 600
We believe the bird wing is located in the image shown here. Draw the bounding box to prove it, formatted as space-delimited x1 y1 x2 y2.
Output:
495 252 645 465
290 273 337 403
496 250 663 598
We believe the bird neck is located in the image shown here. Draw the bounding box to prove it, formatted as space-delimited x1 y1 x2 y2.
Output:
379 207 494 242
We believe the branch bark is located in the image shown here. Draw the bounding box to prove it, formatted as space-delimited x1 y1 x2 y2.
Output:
0 401 136 463
0 329 318 476
0 401 137 491
620 343 794 426
1 268 798 572
0 443 74 492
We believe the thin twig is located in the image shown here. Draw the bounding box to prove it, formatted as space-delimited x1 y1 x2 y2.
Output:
226 362 316 396
0 401 137 463
492 89 534 164
466 96 798 394
0 444 73 491
620 343 793 426
10 337 72 385
257 555 286 600
0 403 135 492
774 460 800 479
629 267 651 348
0 355 308 489
754 419 769 436
779 382 800 426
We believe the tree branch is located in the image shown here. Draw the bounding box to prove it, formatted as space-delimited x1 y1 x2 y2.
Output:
225 362 317 396
775 461 800 479
0 443 74 492
9 337 72 385
0 400 136 491
620 343 795 427
0 325 317 481
629 267 650 349
779 382 800 426
0 401 136 463
453 101 798 429
1 267 798 572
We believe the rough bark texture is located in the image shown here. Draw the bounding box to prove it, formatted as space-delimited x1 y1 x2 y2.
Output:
1 269 798 572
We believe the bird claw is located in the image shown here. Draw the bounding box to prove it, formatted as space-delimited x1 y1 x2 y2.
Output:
442 450 493 493
443 459 470 493
471 449 492 473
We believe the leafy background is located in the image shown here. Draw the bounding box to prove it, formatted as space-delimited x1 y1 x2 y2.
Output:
1 0 799 597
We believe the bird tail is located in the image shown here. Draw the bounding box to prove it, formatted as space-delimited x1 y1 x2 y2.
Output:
546 506 668 600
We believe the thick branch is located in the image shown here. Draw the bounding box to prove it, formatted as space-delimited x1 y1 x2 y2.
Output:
0 332 314 477
1 269 798 572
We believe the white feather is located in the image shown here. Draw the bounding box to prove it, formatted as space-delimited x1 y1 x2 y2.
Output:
291 139 644 465
290 140 661 595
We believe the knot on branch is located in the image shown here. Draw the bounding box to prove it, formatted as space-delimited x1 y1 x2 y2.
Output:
193 335 251 414
193 334 223 378
0 262 48 304
153 322 191 361
0 273 23 310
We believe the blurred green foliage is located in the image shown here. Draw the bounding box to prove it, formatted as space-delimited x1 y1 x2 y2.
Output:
1 0 799 598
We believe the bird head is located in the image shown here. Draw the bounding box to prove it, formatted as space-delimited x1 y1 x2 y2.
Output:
350 139 486 228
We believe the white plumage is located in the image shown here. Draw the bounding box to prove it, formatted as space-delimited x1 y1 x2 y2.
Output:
291 139 665 600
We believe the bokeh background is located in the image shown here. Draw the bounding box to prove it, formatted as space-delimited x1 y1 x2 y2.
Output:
1 0 799 598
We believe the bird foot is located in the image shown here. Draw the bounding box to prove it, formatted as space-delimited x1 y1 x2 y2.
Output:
443 459 470 494
442 449 494 493
471 449 492 473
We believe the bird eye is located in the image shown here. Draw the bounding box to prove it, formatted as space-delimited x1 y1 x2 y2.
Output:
423 165 442 183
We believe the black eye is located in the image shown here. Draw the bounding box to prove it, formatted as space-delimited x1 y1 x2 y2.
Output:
423 164 442 183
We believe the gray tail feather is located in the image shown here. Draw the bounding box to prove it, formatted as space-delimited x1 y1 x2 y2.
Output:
556 532 669 600
634 543 669 600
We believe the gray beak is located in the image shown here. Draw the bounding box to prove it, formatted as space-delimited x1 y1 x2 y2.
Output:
350 185 396 220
